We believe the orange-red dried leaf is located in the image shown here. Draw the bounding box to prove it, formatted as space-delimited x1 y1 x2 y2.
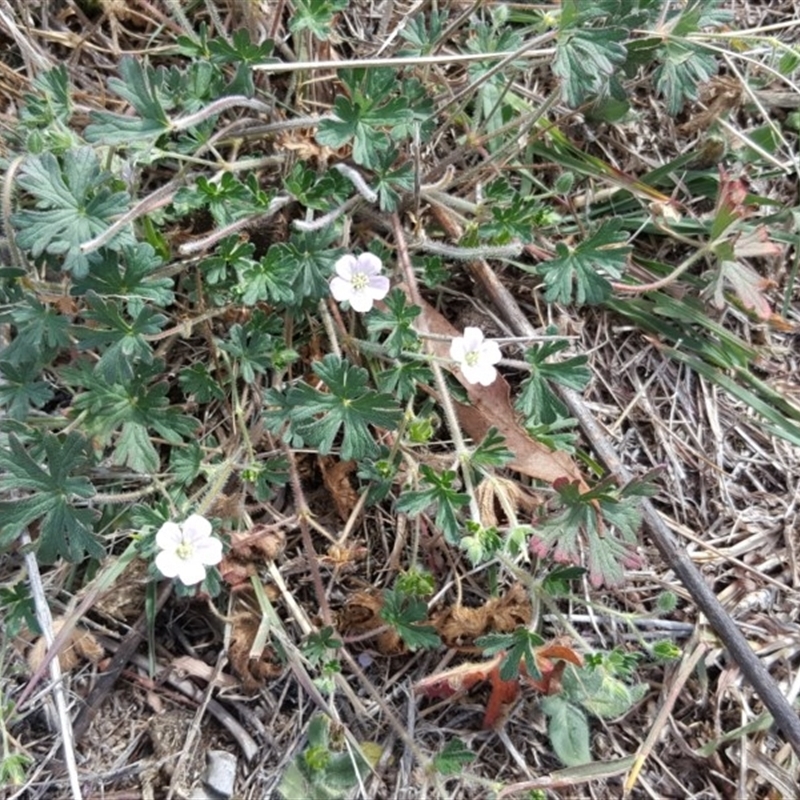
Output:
483 662 521 729
414 653 503 700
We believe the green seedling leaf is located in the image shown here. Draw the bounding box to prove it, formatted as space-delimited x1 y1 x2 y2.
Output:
540 695 591 766
380 588 440 651
396 465 470 544
178 363 226 403
289 0 349 39
278 714 370 800
72 243 174 316
366 288 421 357
12 148 133 276
477 628 545 682
316 69 414 168
68 362 197 473
302 627 343 666
218 323 274 384
516 336 591 425
530 477 642 588
555 0 628 107
370 148 414 212
653 40 718 116
468 427 514 472
1 297 73 366
542 565 587 596
536 221 630 305
434 739 476 776
0 433 102 563
208 29 274 65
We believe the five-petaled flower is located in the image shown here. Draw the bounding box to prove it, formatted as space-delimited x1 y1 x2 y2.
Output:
450 327 502 386
330 252 390 313
155 514 223 586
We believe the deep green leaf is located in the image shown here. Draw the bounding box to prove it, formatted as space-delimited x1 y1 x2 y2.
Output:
11 148 133 276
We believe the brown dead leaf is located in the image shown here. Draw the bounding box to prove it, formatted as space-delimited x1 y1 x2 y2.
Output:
337 592 404 655
228 612 283 692
412 295 588 490
318 456 360 522
276 130 338 163
431 584 532 648
222 524 286 588
95 557 148 621
226 524 286 572
320 543 368 572
28 617 104 673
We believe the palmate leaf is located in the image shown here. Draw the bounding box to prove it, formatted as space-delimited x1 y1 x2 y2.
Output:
0 360 53 420
316 69 414 168
530 478 641 588
516 337 591 425
0 433 102 563
74 292 166 383
380 588 441 651
433 739 475 776
265 355 401 460
84 57 171 144
11 147 133 276
654 40 718 116
536 221 630 305
67 361 197 473
72 243 174 316
289 0 349 40
554 0 629 107
395 465 470 544
2 296 72 365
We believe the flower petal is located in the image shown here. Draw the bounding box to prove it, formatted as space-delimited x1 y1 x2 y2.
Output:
183 514 212 542
367 275 390 299
334 254 356 280
356 252 383 276
481 340 502 365
177 560 207 586
156 522 182 550
155 549 182 578
194 537 223 566
349 291 375 313
476 364 498 386
450 337 466 361
462 327 485 349
330 276 352 302
463 362 498 386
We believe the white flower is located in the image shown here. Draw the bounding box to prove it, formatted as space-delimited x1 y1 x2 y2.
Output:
155 514 223 586
450 326 502 386
330 252 390 313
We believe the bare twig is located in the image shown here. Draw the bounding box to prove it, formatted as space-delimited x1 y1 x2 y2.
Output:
22 530 83 800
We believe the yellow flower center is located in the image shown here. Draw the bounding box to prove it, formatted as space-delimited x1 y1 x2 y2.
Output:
351 271 369 292
175 538 194 561
465 351 480 367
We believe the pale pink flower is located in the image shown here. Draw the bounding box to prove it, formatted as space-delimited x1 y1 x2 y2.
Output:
450 327 502 386
330 252 390 313
155 514 223 586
